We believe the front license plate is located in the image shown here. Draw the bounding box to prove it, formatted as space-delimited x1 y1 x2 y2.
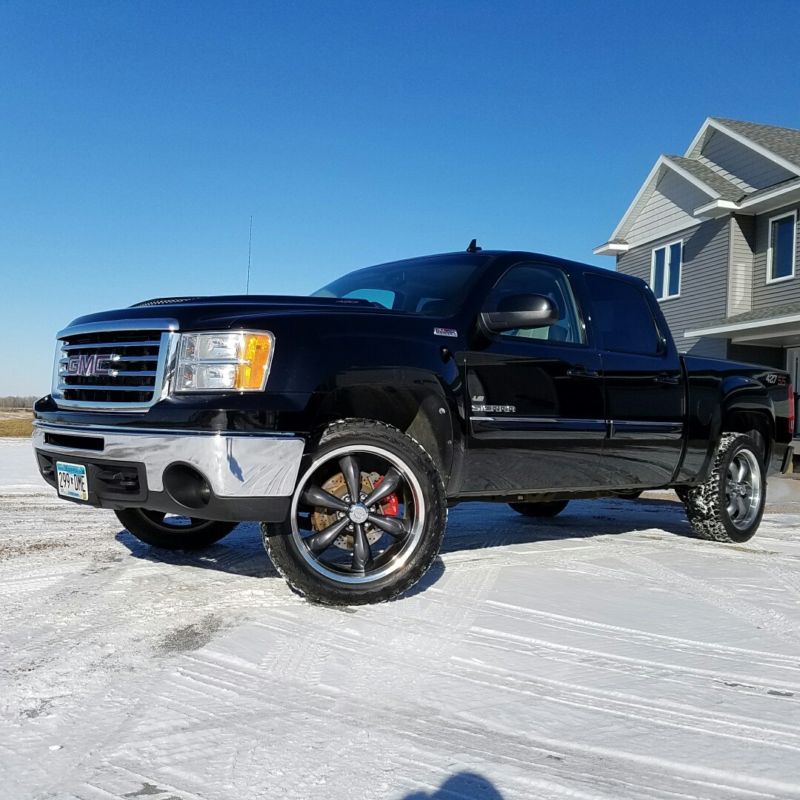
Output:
56 461 88 501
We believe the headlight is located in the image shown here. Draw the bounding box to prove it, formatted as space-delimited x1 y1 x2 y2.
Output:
174 331 274 392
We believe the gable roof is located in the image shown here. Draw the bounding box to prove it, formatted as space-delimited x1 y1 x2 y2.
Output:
596 117 800 255
664 156 743 201
709 118 800 169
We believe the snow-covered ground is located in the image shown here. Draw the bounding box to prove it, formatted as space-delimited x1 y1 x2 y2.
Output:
2 437 800 800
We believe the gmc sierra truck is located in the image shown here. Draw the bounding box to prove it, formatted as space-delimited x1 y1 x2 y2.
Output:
33 248 795 604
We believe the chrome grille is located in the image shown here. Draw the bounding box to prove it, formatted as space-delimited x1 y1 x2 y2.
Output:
52 319 178 411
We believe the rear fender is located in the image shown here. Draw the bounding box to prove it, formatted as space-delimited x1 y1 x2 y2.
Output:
689 376 775 481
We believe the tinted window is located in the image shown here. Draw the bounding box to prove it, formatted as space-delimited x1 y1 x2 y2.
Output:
770 214 795 280
485 264 585 344
668 242 682 296
314 255 489 315
652 247 665 298
585 274 662 355
342 288 395 308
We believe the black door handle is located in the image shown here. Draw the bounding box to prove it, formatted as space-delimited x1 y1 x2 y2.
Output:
654 373 680 385
567 366 601 379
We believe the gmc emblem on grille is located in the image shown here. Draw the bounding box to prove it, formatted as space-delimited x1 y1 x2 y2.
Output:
66 353 114 377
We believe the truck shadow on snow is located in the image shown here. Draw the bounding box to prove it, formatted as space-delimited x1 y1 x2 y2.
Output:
114 498 691 593
115 521 281 578
443 497 692 553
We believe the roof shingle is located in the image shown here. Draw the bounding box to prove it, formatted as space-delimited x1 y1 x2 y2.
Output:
697 300 800 329
712 118 800 170
664 156 744 201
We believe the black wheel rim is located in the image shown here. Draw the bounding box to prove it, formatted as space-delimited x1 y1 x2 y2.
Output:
290 444 426 585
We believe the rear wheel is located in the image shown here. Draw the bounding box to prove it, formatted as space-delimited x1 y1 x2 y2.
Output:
115 508 237 549
680 433 766 543
509 500 569 518
263 420 447 605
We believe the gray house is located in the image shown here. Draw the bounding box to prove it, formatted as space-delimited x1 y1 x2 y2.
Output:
596 117 800 437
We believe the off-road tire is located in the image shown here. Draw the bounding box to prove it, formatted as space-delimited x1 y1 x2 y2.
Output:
263 419 447 605
115 509 237 549
509 500 569 518
680 433 766 544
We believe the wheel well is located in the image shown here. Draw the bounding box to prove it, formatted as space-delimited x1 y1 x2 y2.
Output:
722 410 773 464
312 386 454 479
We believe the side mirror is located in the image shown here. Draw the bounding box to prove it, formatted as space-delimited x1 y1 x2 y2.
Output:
480 293 560 334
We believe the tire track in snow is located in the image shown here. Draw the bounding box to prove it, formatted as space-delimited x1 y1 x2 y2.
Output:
450 658 800 754
83 649 800 800
483 601 800 674
621 553 800 643
466 625 800 695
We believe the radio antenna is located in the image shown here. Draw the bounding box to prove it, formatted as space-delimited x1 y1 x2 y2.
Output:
246 215 253 294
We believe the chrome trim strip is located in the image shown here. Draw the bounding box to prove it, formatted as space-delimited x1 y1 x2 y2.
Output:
59 355 159 366
608 419 684 440
33 421 298 438
470 416 607 425
470 416 608 440
57 382 156 391
61 340 162 351
33 424 305 497
56 318 180 338
610 420 683 430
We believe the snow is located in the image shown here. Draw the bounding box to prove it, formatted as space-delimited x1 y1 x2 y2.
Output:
0 435 42 493
1 436 800 799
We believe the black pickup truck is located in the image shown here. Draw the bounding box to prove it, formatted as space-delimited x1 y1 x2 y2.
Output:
33 248 795 604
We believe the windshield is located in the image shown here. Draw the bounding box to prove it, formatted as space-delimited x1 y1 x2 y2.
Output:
313 254 490 316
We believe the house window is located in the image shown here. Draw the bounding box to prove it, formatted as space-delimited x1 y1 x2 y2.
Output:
767 211 796 283
650 240 682 300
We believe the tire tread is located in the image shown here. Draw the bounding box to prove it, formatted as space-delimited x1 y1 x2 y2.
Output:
263 418 447 605
680 433 765 544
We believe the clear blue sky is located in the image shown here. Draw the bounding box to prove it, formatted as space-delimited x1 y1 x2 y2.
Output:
3 0 800 395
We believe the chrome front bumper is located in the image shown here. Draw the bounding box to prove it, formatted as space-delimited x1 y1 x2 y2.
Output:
32 422 305 520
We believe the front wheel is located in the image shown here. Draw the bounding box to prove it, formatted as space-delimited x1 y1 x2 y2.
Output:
115 509 237 549
680 433 766 543
263 420 447 605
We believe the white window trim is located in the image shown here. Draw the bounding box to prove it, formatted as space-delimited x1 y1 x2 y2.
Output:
650 239 683 301
766 210 797 285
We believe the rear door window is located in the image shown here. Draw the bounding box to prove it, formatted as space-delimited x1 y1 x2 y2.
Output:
584 274 662 355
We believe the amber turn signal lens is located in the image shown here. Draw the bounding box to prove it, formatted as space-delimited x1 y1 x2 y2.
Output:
235 333 273 390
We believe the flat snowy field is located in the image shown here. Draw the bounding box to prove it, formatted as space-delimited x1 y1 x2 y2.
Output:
2 437 800 800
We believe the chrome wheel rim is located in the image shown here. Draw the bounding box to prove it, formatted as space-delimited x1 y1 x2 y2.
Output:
289 444 426 585
724 449 762 531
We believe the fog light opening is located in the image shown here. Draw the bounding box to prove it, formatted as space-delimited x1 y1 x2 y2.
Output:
162 463 212 509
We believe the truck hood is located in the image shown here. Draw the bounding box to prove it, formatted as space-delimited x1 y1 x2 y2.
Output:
62 294 385 333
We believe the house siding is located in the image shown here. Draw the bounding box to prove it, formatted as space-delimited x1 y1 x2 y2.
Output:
752 201 800 309
702 130 794 190
616 217 730 357
626 170 710 245
727 214 755 316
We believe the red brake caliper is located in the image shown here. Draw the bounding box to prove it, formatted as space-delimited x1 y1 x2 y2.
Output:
373 475 399 516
